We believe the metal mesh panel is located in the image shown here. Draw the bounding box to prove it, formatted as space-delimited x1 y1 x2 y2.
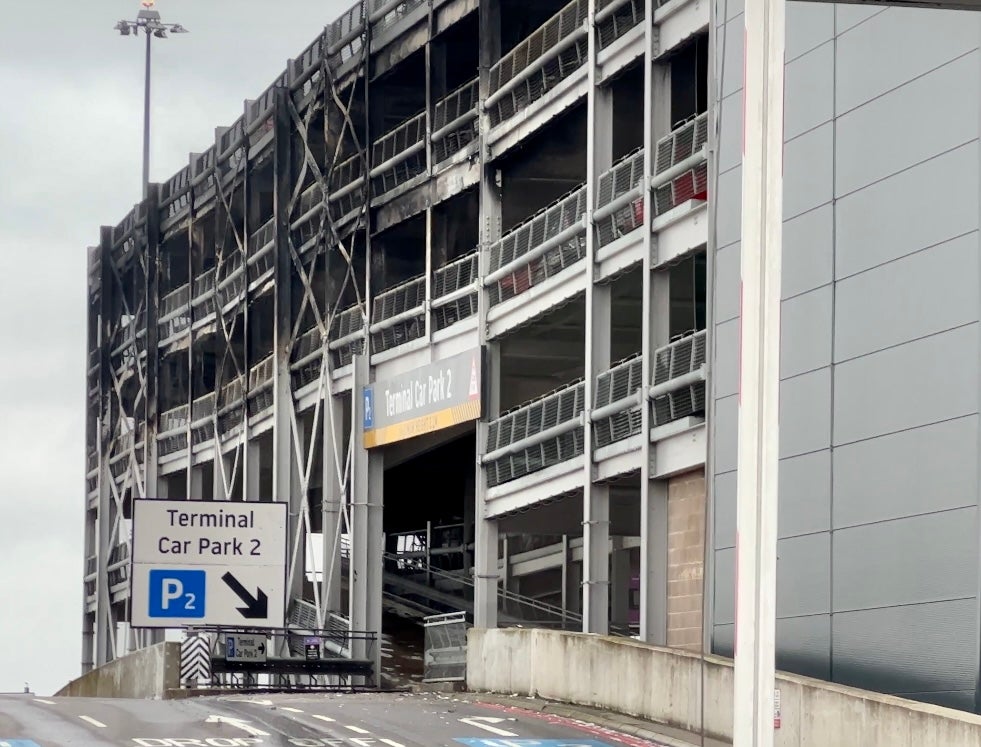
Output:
161 167 191 222
371 0 426 35
216 252 245 309
247 356 275 418
433 79 479 164
190 393 216 447
595 148 645 248
371 275 426 353
291 326 325 391
326 1 365 73
433 251 479 330
653 112 709 217
158 284 191 341
424 613 469 682
329 304 366 368
597 0 644 50
371 112 426 197
329 154 366 222
484 381 585 487
488 186 587 306
487 0 588 127
292 182 325 250
652 330 707 426
593 354 644 448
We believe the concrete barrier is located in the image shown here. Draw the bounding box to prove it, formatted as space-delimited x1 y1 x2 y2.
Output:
57 642 180 699
467 628 981 746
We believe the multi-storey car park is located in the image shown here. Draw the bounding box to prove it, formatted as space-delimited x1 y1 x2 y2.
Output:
84 0 981 710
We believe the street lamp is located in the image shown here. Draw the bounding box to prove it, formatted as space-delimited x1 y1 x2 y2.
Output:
114 1 189 200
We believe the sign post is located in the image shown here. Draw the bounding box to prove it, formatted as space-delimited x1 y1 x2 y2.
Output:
130 499 288 629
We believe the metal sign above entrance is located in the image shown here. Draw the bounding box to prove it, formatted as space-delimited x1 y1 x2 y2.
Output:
130 499 287 629
362 347 484 448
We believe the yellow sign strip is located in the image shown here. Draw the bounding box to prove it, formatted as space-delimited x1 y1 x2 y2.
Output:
363 398 481 448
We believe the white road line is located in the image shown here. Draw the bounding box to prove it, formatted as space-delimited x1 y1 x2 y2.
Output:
312 714 336 723
79 715 107 728
35 699 56 705
344 725 371 734
280 706 305 713
380 739 405 747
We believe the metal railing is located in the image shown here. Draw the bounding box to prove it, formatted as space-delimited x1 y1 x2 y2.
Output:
370 0 426 35
216 251 246 309
433 78 479 164
247 355 276 418
159 405 190 436
293 182 325 250
653 112 709 216
329 153 366 222
424 612 468 683
329 304 366 368
592 354 644 448
218 376 246 440
596 0 645 50
486 0 588 127
160 166 191 221
652 330 707 426
371 111 426 198
158 284 191 342
291 326 325 391
326 1 365 74
487 186 588 306
595 148 645 248
192 267 217 318
248 218 276 284
432 251 479 331
370 275 426 354
191 392 216 446
484 380 586 487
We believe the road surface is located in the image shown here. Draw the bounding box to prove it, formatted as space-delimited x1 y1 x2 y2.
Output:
0 692 667 747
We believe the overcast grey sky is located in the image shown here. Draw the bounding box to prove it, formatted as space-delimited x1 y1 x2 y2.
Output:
0 0 350 696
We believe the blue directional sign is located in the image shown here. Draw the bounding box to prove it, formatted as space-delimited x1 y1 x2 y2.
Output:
0 740 42 746
363 386 375 429
148 569 206 618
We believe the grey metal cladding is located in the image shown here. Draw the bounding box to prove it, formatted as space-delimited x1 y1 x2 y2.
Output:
713 243 740 321
834 52 979 198
717 19 743 99
713 318 739 398
832 324 979 447
714 547 735 624
714 471 736 550
785 2 833 62
783 204 833 300
715 167 742 248
776 533 831 618
716 93 741 174
784 42 833 142
783 123 833 220
713 395 738 474
834 5 885 36
832 599 978 694
778 450 831 539
779 367 831 459
835 8 980 116
781 286 832 379
835 143 979 280
833 416 979 529
833 233 979 364
833 508 979 612
714 0 742 27
713 616 832 681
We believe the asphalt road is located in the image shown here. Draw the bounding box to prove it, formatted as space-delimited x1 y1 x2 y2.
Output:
0 692 665 747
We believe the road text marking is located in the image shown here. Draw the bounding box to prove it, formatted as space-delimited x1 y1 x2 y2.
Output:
280 707 305 713
80 716 107 728
312 715 336 723
133 739 261 746
345 726 370 735
35 699 56 705
205 715 270 737
380 740 405 747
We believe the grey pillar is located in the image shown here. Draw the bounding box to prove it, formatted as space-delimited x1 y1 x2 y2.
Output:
351 354 384 683
322 395 345 613
610 536 631 629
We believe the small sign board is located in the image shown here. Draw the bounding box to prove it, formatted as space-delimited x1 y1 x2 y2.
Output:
774 686 782 729
226 634 267 663
130 499 287 629
304 636 321 661
363 347 484 448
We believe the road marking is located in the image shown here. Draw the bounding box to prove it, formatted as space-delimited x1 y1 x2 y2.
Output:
312 715 336 723
380 739 405 747
458 717 518 737
280 707 305 713
344 726 370 735
205 715 270 737
35 699 56 705
80 716 107 728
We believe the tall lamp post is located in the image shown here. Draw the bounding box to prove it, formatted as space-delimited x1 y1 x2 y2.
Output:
114 1 189 199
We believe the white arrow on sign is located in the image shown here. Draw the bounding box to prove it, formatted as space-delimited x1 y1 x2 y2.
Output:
206 714 271 737
458 717 519 737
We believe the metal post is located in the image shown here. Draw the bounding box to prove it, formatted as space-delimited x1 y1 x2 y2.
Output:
733 0 785 739
142 30 152 199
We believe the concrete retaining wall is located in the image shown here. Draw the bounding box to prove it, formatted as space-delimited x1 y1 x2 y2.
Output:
57 642 180 699
467 628 981 746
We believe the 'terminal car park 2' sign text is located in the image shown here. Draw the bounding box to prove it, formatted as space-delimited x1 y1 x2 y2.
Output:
130 499 287 629
362 347 484 448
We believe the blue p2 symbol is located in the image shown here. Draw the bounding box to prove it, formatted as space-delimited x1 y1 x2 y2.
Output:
148 569 206 618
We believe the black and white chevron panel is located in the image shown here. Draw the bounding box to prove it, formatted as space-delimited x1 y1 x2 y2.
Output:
180 634 211 686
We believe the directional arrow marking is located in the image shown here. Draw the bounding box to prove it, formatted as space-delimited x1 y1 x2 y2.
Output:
458 717 519 737
221 572 269 618
206 715 270 737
